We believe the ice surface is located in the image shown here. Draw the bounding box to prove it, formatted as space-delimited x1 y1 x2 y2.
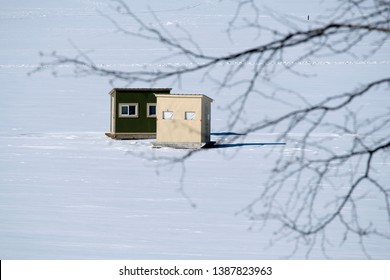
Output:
1 0 389 259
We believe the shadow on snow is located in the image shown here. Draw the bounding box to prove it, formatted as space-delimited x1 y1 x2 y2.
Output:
207 142 286 149
208 132 286 149
210 132 246 136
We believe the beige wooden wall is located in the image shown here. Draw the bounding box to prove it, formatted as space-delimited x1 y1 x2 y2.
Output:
201 98 211 143
156 95 204 143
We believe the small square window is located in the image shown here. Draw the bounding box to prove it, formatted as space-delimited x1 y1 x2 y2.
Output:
163 111 174 120
119 103 138 118
185 111 196 120
121 106 128 115
147 103 157 118
128 105 136 115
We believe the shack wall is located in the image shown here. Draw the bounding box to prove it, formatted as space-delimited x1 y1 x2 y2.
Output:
156 95 203 143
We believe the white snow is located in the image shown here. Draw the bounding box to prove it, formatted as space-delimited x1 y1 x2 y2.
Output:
1 0 389 259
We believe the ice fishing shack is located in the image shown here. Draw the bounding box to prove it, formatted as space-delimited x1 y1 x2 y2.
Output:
105 88 171 139
153 93 214 149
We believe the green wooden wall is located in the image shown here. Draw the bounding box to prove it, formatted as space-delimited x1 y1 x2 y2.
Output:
114 89 170 133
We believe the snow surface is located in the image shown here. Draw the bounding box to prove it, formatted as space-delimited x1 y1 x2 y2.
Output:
1 0 390 259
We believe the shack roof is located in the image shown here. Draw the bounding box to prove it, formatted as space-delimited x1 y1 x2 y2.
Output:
155 93 213 102
109 88 172 95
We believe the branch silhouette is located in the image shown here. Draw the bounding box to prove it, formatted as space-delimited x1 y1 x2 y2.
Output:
32 0 390 258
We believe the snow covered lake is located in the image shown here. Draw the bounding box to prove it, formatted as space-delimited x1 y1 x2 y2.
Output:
1 0 389 259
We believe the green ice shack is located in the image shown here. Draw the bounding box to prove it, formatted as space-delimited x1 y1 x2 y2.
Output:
105 88 171 139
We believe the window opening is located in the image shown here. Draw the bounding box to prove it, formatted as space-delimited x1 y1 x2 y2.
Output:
185 111 196 120
162 111 174 120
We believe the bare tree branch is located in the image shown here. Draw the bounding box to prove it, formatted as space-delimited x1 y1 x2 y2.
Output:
32 0 390 258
